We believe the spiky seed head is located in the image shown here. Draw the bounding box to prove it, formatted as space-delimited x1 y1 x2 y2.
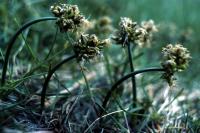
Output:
133 27 148 46
113 17 151 47
50 3 87 32
141 20 158 33
73 34 108 61
161 44 191 86
113 18 158 47
119 17 137 34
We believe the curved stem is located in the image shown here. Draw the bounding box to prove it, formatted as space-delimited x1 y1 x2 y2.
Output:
1 17 57 86
40 54 76 112
101 68 165 115
127 43 137 107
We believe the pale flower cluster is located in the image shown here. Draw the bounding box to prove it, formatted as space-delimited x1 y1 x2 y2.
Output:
113 17 157 47
50 3 87 32
73 34 110 61
161 44 191 85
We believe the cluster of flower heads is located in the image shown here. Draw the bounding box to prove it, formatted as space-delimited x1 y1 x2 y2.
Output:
161 44 191 86
50 3 87 32
73 34 110 61
113 17 157 47
50 3 112 62
49 3 191 87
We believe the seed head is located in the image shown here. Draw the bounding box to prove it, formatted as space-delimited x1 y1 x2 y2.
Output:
141 20 158 33
50 3 87 32
113 18 158 47
96 16 113 35
73 34 108 61
119 17 137 34
98 16 112 27
85 16 114 37
140 20 158 47
161 44 191 86
133 27 148 47
50 4 64 17
113 17 149 47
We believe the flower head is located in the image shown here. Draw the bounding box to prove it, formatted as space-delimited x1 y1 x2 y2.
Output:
113 17 148 47
73 34 108 61
140 20 158 47
133 27 148 46
161 44 191 86
141 20 158 33
95 16 114 36
50 3 87 32
119 17 137 35
85 16 114 37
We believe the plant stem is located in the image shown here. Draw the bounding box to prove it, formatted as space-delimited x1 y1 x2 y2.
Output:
127 43 137 107
79 64 94 99
1 17 57 86
45 26 59 60
101 67 165 115
40 54 76 112
104 50 113 84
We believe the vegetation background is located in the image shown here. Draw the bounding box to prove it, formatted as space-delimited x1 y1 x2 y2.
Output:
0 0 199 132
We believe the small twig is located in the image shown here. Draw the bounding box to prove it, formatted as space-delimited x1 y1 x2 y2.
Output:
123 112 131 133
84 108 129 133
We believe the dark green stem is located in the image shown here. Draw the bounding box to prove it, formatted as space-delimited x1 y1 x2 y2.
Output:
127 43 137 107
1 17 57 86
45 26 59 60
40 54 76 112
101 68 165 115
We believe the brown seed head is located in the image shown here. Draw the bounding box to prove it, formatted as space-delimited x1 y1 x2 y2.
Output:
161 44 191 86
50 3 87 32
73 34 108 61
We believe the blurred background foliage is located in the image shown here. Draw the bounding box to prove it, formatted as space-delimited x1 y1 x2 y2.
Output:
0 0 199 90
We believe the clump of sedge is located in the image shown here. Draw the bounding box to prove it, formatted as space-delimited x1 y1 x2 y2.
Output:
73 34 110 61
50 3 87 32
161 44 191 86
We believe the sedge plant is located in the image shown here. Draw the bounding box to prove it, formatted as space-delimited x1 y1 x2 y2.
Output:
1 3 88 86
40 33 109 111
100 43 191 116
113 17 158 107
0 2 191 129
40 3 110 112
0 2 109 112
